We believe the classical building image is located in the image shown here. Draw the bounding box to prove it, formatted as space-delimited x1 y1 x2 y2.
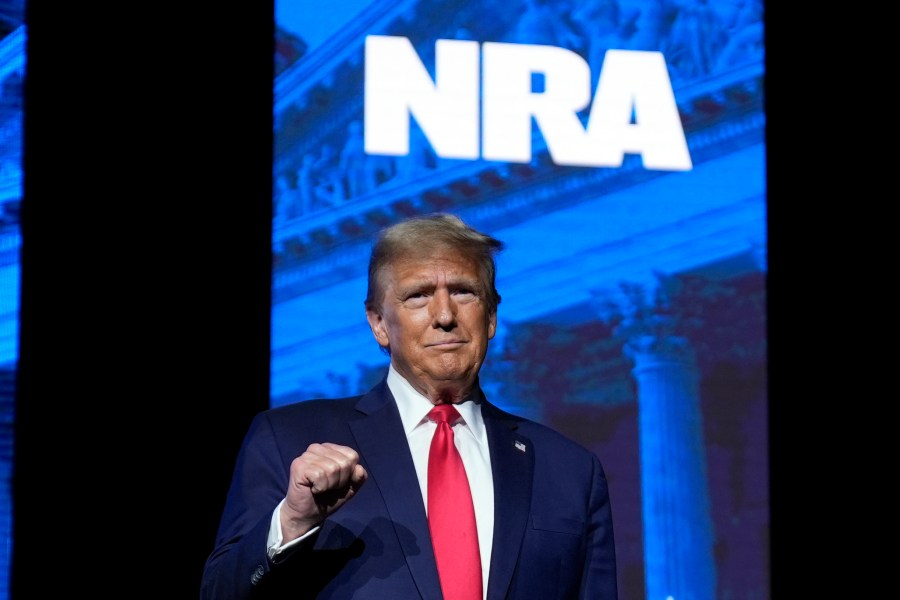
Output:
270 1 766 599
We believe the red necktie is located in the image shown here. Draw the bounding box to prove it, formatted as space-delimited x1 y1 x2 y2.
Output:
427 404 483 600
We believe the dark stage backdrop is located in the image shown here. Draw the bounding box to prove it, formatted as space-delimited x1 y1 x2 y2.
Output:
270 2 767 600
12 3 275 598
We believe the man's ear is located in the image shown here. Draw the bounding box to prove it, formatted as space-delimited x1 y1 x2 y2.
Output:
487 311 497 340
366 308 390 348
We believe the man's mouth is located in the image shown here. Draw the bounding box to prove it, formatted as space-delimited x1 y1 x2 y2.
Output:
427 339 465 348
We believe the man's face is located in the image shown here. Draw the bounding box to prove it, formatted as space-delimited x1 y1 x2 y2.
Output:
366 249 497 403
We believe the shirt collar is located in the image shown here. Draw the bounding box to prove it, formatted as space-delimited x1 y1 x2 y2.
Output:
386 364 485 440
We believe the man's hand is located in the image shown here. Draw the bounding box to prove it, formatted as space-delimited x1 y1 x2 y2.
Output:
280 443 368 543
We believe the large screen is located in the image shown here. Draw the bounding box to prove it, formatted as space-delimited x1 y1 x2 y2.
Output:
0 7 24 600
271 1 766 599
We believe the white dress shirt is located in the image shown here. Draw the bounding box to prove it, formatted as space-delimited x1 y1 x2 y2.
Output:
267 365 495 599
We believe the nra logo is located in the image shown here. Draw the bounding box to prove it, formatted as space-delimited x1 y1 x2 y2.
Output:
364 35 692 172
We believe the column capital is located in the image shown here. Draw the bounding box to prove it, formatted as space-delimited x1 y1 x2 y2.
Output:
624 329 695 367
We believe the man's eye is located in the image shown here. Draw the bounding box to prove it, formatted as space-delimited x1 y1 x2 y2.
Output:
404 293 429 305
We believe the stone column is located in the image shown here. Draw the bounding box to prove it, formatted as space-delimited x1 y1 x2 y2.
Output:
625 327 716 600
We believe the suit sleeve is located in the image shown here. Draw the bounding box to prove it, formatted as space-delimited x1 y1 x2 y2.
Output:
579 454 618 600
200 412 313 599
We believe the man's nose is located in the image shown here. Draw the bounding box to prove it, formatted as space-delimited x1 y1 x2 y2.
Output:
432 290 456 327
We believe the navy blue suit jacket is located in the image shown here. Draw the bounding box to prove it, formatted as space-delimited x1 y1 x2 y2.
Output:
200 379 617 599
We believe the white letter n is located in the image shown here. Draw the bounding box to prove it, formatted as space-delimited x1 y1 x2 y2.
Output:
364 35 479 159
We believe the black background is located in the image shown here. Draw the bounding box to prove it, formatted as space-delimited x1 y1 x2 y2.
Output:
14 4 274 595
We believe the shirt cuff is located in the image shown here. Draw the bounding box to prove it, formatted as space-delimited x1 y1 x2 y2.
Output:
266 498 322 562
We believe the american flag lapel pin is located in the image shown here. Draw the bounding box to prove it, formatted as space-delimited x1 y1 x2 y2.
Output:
514 440 526 452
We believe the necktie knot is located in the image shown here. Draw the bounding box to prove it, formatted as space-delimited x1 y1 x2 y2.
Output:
428 404 461 426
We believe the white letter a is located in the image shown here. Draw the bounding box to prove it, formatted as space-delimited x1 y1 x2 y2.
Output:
585 50 692 171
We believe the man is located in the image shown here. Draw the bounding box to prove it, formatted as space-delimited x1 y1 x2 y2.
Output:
200 213 618 600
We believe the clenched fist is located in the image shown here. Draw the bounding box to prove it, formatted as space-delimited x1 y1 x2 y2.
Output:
279 443 368 543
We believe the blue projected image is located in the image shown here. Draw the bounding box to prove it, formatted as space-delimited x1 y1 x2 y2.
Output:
0 1 25 599
272 1 766 599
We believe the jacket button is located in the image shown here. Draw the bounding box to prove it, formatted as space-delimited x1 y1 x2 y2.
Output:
250 564 265 585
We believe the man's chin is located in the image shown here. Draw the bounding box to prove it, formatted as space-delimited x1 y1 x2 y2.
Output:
422 368 477 391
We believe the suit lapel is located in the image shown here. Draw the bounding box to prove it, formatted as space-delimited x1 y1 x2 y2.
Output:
349 383 443 600
482 401 534 600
